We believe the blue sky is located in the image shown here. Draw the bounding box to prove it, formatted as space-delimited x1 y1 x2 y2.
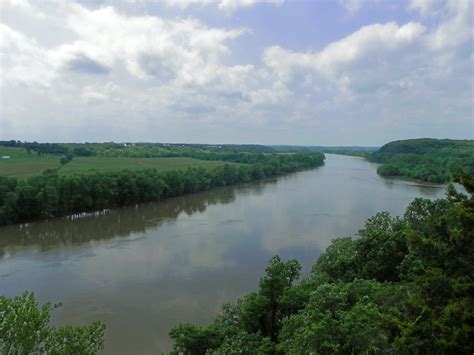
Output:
0 0 472 145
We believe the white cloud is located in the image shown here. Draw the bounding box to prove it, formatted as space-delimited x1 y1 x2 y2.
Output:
162 0 214 10
409 0 473 50
1 2 249 87
257 7 471 140
263 22 426 84
81 82 121 104
0 0 46 18
218 0 283 13
82 90 108 104
408 0 443 16
0 24 56 87
164 0 283 13
62 5 247 82
0 0 472 144
428 0 473 49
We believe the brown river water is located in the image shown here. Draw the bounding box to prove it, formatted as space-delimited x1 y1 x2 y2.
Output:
0 154 447 354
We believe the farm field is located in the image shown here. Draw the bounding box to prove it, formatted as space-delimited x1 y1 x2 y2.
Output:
58 157 235 176
0 147 60 179
0 148 237 178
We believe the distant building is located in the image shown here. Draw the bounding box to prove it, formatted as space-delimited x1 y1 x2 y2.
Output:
2 156 10 159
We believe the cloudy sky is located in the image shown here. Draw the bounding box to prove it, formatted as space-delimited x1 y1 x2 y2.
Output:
0 0 472 145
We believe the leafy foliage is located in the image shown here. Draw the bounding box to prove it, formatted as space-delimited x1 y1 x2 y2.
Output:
59 154 73 165
169 178 474 354
0 152 324 226
370 138 474 183
0 292 105 354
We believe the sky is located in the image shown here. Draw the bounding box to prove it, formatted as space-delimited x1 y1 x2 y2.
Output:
0 0 473 145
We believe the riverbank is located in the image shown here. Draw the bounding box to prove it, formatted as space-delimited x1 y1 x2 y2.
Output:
0 152 324 226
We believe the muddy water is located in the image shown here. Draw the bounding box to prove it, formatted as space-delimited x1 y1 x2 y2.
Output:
0 154 446 354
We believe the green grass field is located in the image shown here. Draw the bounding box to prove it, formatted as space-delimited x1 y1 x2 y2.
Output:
58 157 233 176
0 146 236 178
0 147 60 179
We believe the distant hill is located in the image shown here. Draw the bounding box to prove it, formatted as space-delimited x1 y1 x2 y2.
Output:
370 138 474 183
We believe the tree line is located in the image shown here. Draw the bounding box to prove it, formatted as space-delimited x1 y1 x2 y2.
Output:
0 140 70 156
0 153 324 226
168 173 474 354
0 140 275 158
370 138 474 183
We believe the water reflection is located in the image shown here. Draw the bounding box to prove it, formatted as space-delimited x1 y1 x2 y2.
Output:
0 180 274 259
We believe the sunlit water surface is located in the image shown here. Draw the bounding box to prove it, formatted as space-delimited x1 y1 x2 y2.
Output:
0 154 447 354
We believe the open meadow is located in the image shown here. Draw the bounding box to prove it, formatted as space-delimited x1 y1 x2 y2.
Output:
0 146 60 179
0 146 237 179
58 156 235 175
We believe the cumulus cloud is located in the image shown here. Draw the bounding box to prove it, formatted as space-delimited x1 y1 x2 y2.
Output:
1 2 252 91
62 5 246 82
256 5 471 141
0 24 55 87
263 22 426 79
0 0 472 144
408 0 443 16
428 0 473 49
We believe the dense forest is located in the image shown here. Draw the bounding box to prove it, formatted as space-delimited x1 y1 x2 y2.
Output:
168 173 474 354
370 138 474 183
0 151 324 226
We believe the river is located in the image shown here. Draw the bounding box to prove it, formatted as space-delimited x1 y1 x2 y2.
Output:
0 154 447 354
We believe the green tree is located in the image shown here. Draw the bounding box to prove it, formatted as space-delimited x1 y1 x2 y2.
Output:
279 281 397 354
241 256 301 342
313 237 357 282
355 212 407 282
0 292 105 354
169 324 223 355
